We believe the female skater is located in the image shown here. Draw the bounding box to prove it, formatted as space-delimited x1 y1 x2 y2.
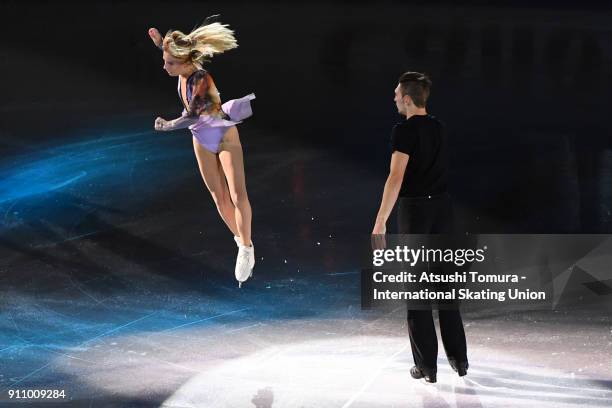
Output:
148 20 255 287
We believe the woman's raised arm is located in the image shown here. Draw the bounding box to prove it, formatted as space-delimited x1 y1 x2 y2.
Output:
148 28 163 50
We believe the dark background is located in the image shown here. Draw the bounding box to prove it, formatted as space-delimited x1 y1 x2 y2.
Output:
1 0 611 234
1 4 611 404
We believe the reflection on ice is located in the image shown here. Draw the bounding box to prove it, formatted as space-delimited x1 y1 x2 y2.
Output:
159 336 611 408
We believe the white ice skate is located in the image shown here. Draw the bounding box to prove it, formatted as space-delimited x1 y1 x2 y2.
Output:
235 239 255 288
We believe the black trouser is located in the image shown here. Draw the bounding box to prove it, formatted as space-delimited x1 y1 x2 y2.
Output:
398 193 468 373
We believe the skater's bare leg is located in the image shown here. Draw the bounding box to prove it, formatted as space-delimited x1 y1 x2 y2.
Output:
218 126 252 246
192 137 239 236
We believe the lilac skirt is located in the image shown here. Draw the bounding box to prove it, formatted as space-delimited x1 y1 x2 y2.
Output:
188 93 255 153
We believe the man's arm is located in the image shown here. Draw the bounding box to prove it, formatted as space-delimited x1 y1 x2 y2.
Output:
372 151 410 234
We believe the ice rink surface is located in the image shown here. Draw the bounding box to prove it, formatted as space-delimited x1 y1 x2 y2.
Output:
1 126 610 407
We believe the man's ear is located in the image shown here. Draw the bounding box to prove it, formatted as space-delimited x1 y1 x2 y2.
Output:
403 94 413 107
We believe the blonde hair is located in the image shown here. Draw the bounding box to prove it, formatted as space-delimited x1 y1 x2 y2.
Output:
163 20 238 69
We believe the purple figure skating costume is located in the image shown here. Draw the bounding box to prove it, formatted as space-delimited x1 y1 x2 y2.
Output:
179 69 255 153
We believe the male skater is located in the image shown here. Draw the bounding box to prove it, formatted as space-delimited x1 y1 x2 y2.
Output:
372 72 468 383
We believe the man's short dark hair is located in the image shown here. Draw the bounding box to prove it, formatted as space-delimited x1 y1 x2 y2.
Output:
398 72 432 108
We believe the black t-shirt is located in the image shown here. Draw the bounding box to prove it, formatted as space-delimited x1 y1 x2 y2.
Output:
390 114 448 197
